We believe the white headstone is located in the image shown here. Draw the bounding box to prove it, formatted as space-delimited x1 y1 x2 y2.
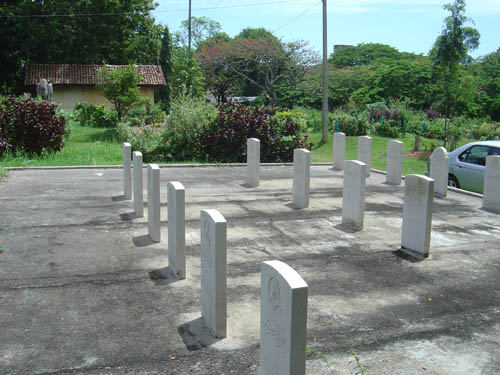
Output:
483 155 500 212
357 136 372 177
333 132 346 170
260 260 308 375
401 174 434 258
122 142 132 199
386 140 403 185
133 151 143 218
168 182 186 279
342 160 367 230
292 149 311 209
147 164 161 242
201 209 227 338
247 138 260 187
430 147 449 198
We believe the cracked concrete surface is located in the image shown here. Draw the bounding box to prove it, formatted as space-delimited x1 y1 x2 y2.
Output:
0 165 499 374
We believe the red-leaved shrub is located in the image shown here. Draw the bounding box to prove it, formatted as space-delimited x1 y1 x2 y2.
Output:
0 96 66 155
197 103 312 163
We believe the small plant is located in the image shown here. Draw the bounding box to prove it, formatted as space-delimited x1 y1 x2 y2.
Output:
348 348 367 375
0 167 6 179
73 102 118 128
305 346 336 374
0 245 5 253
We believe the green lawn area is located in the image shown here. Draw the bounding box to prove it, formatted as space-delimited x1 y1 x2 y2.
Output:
308 131 467 176
0 124 123 167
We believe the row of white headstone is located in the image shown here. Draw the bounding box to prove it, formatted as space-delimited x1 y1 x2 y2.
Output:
121 142 308 375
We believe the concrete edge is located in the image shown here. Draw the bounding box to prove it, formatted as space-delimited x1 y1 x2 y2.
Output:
3 164 483 198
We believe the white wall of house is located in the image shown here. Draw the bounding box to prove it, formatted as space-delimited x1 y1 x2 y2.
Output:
53 86 155 111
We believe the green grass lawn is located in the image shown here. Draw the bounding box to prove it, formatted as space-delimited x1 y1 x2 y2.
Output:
308 131 469 175
0 124 123 167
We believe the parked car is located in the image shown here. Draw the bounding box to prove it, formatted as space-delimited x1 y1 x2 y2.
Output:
426 140 500 194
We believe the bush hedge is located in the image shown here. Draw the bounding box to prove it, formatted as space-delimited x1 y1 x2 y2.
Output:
74 102 118 128
0 96 66 156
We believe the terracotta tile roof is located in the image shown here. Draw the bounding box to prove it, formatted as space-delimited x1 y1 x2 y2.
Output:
25 64 166 86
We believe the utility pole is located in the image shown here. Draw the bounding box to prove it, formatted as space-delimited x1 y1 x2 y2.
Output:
188 0 192 52
321 0 329 143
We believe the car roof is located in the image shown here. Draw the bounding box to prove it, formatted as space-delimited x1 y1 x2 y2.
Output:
449 140 500 156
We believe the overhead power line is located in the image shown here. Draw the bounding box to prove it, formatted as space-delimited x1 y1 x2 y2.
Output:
273 1 321 33
0 0 308 18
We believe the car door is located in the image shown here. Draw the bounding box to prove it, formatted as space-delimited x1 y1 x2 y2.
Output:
455 145 488 193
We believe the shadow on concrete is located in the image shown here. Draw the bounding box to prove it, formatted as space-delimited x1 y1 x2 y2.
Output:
178 317 222 351
334 223 362 233
149 267 180 286
240 182 257 189
285 202 305 210
132 234 156 247
111 195 126 202
392 249 425 263
120 212 136 221
479 207 500 215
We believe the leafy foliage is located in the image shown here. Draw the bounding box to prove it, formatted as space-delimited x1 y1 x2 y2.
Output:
73 102 118 128
0 0 163 93
198 103 312 163
0 96 66 155
96 65 144 121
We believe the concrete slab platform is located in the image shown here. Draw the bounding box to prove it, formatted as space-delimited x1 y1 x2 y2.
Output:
0 165 499 374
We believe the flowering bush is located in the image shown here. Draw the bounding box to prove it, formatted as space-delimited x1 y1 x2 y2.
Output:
0 96 66 155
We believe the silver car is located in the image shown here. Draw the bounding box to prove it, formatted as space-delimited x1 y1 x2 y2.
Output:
437 140 500 194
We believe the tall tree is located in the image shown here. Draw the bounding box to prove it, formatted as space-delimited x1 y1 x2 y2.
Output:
227 35 318 106
429 0 480 146
0 0 162 93
175 16 222 50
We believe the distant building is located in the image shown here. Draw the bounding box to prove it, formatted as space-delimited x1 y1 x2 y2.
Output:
333 44 353 53
25 64 166 110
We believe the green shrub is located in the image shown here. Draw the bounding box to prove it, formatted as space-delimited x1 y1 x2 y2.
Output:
127 102 166 127
472 122 500 140
73 102 118 128
0 96 66 156
333 112 367 136
376 119 400 138
198 103 312 163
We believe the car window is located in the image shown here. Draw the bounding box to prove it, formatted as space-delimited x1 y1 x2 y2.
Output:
458 145 489 166
489 147 500 156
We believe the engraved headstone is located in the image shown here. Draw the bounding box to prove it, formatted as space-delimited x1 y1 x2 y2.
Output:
430 147 449 198
247 138 260 187
357 136 372 177
483 155 500 212
386 140 403 185
260 260 308 375
122 143 132 200
292 149 311 209
333 132 346 170
133 151 143 217
147 164 161 242
168 182 185 279
401 174 434 258
201 209 227 338
342 160 367 230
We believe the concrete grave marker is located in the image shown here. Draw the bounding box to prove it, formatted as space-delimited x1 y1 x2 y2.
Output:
333 132 346 170
122 142 132 200
247 138 260 187
342 160 367 230
401 174 434 258
133 151 143 218
357 136 372 177
168 182 185 279
292 149 311 209
201 209 227 338
430 147 449 198
147 164 161 242
386 140 403 185
483 155 500 212
260 260 308 375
